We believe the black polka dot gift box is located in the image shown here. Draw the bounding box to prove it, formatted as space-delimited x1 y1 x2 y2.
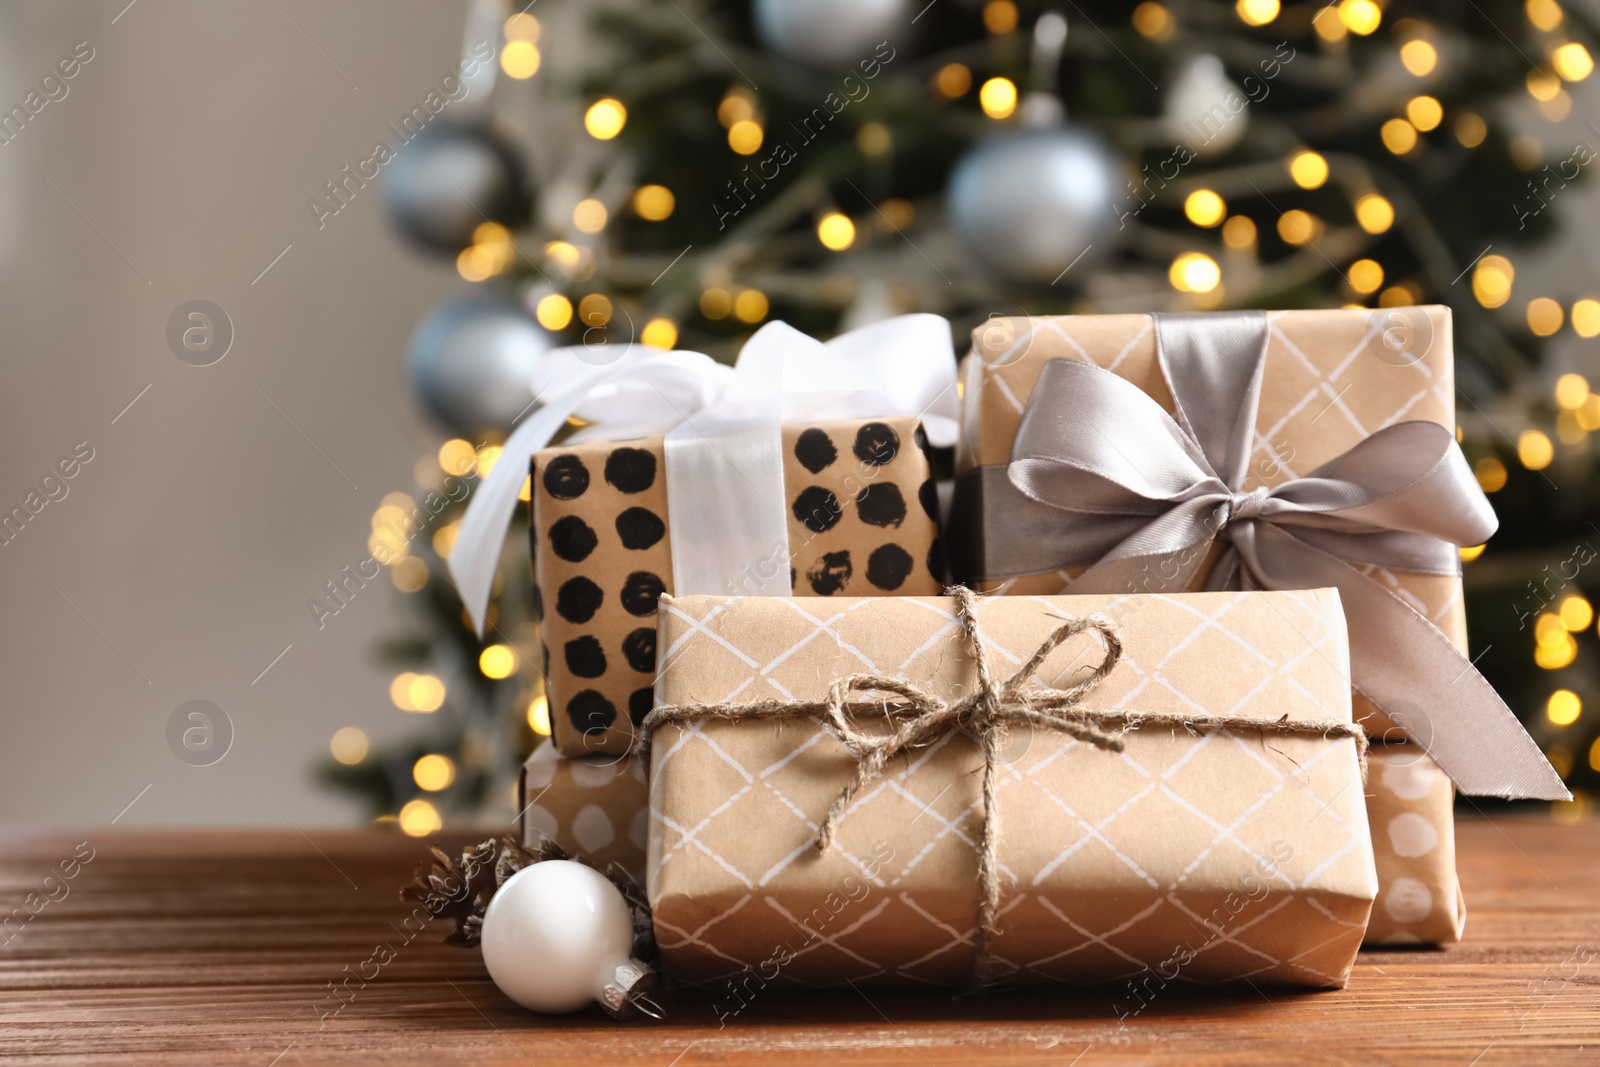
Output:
448 316 961 758
531 416 943 755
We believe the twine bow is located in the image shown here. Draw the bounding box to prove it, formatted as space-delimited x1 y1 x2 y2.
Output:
637 587 1370 989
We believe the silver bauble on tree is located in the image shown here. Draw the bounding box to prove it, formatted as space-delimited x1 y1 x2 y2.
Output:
948 122 1122 284
1163 55 1248 158
407 294 553 435
383 123 528 255
753 0 909 66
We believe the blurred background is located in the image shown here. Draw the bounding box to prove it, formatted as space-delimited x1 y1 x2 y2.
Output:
2 0 1597 831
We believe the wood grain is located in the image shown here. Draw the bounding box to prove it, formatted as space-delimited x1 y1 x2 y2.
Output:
1 817 1596 1065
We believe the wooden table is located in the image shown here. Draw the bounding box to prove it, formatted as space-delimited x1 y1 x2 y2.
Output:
2 817 1597 1065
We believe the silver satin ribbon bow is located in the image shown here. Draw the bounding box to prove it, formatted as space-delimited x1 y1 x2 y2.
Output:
960 310 1565 801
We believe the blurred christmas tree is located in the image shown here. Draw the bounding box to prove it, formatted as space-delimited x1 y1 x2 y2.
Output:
321 0 1600 829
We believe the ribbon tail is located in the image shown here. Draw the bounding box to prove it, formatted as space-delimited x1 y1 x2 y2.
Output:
1245 525 1569 801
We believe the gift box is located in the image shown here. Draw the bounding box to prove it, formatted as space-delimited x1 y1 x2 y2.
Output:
519 743 650 884
951 309 1469 735
1362 745 1465 945
532 415 943 756
946 308 1563 804
645 588 1377 989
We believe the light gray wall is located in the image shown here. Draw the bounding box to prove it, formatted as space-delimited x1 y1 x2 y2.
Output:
0 1 479 826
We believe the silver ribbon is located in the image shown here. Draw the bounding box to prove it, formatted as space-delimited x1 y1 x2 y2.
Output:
949 310 1566 800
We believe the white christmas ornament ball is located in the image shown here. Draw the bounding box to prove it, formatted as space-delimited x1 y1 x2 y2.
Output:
753 0 909 67
480 861 651 1016
948 128 1121 284
1163 55 1248 157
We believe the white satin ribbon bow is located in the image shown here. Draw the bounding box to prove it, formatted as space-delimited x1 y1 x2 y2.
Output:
449 314 959 635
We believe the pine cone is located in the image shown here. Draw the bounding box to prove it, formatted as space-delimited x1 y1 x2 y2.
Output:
400 836 569 946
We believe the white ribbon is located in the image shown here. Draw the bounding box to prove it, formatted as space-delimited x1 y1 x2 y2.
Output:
448 314 959 635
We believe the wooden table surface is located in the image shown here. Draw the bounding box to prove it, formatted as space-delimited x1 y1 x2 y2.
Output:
1 817 1597 1066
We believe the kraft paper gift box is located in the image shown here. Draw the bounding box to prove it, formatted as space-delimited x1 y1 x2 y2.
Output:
1362 746 1466 944
519 742 650 884
646 588 1378 989
945 306 1559 944
532 416 944 757
949 307 1467 737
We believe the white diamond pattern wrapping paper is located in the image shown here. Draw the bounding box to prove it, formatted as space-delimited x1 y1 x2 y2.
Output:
646 589 1378 989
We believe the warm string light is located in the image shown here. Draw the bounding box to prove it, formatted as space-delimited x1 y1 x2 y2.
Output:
1287 150 1328 189
641 318 678 349
728 119 763 155
1535 609 1579 668
1221 216 1256 248
983 0 1019 35
578 293 613 327
1527 0 1565 32
1348 259 1384 295
1475 456 1508 492
390 556 428 592
573 198 608 234
1184 190 1226 227
633 184 675 221
399 799 442 837
817 212 856 251
1400 40 1438 77
1381 118 1419 155
479 643 517 679
536 293 574 330
456 222 514 283
1519 429 1555 470
391 672 446 713
584 98 626 140
1552 42 1594 81
1556 373 1591 409
1455 112 1488 148
1276 210 1321 246
501 13 541 78
330 727 368 765
1350 194 1392 235
1473 255 1514 308
1236 0 1279 27
934 63 972 97
1339 0 1382 35
527 695 552 736
413 754 457 791
734 289 769 323
1169 252 1221 293
1559 594 1594 631
1527 297 1564 337
979 77 1017 120
1406 96 1443 131
437 438 477 476
857 122 892 157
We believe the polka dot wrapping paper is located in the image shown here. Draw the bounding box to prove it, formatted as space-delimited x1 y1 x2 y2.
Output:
531 416 942 756
1362 746 1466 944
518 742 649 884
